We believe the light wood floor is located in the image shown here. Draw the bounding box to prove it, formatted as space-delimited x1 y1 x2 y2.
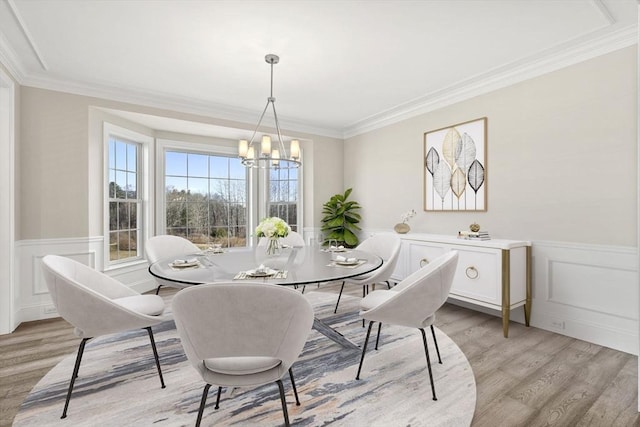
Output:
1 284 639 427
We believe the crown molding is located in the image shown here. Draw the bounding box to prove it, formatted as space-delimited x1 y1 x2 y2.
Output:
343 23 638 139
0 15 636 142
18 73 344 139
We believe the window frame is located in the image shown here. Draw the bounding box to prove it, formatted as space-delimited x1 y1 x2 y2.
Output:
156 138 254 246
103 123 154 268
156 138 302 247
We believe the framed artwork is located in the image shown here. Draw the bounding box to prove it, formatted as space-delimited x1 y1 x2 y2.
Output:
424 117 487 211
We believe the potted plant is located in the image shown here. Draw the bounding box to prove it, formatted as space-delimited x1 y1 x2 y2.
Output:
321 188 362 248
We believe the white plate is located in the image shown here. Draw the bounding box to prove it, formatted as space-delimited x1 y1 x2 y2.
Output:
335 260 360 266
170 260 199 268
246 268 278 277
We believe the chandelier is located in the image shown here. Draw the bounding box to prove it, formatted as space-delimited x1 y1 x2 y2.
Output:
238 54 301 169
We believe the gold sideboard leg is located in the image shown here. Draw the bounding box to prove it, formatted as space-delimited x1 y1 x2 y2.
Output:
524 245 532 327
501 250 510 338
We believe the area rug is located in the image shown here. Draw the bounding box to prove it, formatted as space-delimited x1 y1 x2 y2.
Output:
13 292 476 426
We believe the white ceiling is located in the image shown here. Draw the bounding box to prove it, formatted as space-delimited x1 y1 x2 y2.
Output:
0 0 637 138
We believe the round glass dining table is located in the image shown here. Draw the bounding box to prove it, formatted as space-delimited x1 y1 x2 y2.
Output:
148 246 382 288
148 246 383 350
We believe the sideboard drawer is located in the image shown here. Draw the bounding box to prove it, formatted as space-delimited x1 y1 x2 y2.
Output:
407 242 446 271
451 248 500 305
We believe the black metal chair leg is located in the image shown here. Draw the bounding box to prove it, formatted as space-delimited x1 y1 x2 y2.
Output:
430 324 442 364
386 280 392 289
61 337 89 419
289 367 300 405
276 379 291 427
362 285 369 327
301 285 306 294
420 328 437 401
145 327 165 388
356 321 375 380
375 322 382 350
333 281 345 313
155 285 162 295
196 384 211 427
214 386 222 409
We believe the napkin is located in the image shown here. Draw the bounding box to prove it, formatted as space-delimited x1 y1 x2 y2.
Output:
330 245 345 251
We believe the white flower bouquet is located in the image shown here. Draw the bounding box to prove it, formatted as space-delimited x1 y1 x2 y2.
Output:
256 217 291 239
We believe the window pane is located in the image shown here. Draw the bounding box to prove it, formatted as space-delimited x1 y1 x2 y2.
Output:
229 158 245 179
115 170 127 194
118 202 129 230
126 172 137 198
109 202 118 230
130 202 137 229
115 142 127 170
166 176 187 193
188 153 209 178
127 144 137 172
187 177 209 198
166 151 187 176
209 156 229 178
166 201 187 227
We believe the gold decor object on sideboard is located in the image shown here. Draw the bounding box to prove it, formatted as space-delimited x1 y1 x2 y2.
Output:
470 222 481 232
394 223 410 234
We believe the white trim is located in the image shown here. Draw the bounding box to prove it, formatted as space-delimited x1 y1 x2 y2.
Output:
103 123 154 268
379 229 639 355
343 24 638 138
5 0 48 70
0 67 16 334
0 17 634 140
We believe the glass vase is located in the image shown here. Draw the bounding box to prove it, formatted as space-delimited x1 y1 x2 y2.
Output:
266 237 281 256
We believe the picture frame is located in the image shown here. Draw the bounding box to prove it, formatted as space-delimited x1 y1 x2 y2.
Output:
424 117 487 212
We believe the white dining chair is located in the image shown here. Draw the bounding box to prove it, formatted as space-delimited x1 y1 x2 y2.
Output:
41 254 169 418
172 282 314 426
355 251 458 401
333 233 402 314
145 235 201 294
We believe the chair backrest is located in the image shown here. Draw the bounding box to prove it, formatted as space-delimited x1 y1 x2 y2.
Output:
353 233 402 282
41 255 157 337
172 282 314 372
362 251 458 328
145 235 201 264
257 231 306 248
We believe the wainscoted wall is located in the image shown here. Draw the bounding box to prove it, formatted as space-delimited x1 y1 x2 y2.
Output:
15 233 638 355
376 229 638 355
15 237 156 325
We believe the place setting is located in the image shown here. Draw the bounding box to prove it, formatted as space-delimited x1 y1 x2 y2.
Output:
233 264 288 280
168 257 201 270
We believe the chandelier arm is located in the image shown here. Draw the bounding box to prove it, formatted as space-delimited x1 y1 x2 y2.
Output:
247 99 272 145
270 101 288 157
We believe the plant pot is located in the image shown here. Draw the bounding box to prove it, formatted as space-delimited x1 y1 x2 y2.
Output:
394 223 410 234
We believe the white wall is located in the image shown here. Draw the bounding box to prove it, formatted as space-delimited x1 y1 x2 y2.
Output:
348 47 638 354
346 47 637 246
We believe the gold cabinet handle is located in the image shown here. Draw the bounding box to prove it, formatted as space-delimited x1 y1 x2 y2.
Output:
419 258 429 268
465 266 479 279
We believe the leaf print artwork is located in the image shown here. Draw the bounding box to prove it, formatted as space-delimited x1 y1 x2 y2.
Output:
468 159 485 210
425 147 440 208
441 128 462 170
433 162 452 209
451 168 467 209
456 133 477 173
423 117 486 211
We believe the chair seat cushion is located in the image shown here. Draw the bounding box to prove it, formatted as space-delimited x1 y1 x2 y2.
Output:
204 356 282 375
113 295 165 316
360 289 396 311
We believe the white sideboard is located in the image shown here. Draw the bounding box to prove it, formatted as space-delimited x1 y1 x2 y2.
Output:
392 233 531 337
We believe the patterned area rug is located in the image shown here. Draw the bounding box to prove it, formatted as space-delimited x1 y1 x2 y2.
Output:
14 292 476 426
